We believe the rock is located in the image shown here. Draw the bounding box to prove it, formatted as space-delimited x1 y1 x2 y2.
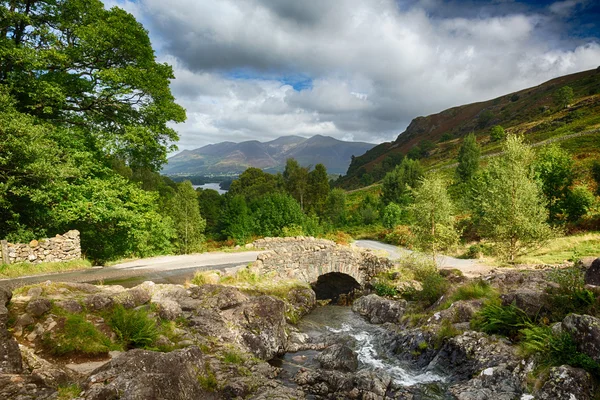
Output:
0 374 56 399
352 294 406 324
0 287 23 374
15 314 35 327
0 286 12 325
26 287 43 298
237 295 288 360
295 368 391 399
55 299 83 314
83 347 218 400
25 298 51 317
156 298 183 320
114 286 151 309
427 331 518 381
561 314 600 362
431 299 483 325
285 286 316 322
500 289 552 318
391 328 437 368
188 284 249 310
19 345 73 388
536 365 594 400
577 256 598 269
584 258 600 285
448 364 523 400
316 344 358 372
83 294 114 311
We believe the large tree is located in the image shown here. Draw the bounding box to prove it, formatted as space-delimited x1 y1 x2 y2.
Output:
306 163 330 216
471 135 552 261
283 158 309 210
534 144 574 222
1 0 185 169
381 158 423 205
168 182 206 254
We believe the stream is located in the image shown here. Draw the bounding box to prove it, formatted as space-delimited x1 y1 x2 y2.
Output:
271 306 451 398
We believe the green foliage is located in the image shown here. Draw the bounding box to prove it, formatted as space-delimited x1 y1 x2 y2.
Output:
223 350 245 364
197 188 225 236
471 135 553 261
43 313 114 355
563 185 595 223
592 161 600 196
168 181 206 254
357 194 379 225
197 363 218 391
534 144 575 222
490 125 506 142
382 202 405 229
373 281 399 297
410 175 459 255
219 195 253 244
456 133 481 183
57 384 82 400
228 168 283 202
520 323 600 377
283 159 309 210
107 305 159 349
406 261 449 306
381 158 424 206
324 188 348 227
554 86 574 109
434 320 461 349
546 267 596 320
477 110 495 128
470 301 529 337
306 163 330 216
250 193 305 237
439 133 453 142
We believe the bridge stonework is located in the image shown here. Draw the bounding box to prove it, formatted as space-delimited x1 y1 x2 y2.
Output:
252 237 392 286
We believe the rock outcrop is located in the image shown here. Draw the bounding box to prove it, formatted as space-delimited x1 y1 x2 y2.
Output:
562 313 600 363
352 294 406 324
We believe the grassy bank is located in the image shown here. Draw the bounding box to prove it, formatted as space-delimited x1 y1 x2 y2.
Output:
0 259 92 279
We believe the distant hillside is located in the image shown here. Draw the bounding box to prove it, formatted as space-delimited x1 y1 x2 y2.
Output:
338 67 600 188
163 135 376 175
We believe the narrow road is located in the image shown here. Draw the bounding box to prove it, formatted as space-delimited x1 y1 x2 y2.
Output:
353 240 494 277
0 251 264 290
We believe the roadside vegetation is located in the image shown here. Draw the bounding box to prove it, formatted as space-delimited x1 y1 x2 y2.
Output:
0 260 92 279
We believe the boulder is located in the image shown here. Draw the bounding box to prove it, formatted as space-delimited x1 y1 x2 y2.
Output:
584 258 600 286
448 364 523 400
294 368 391 399
188 284 249 310
352 294 406 324
113 286 151 309
0 286 12 326
391 328 437 368
237 295 288 360
83 347 219 400
427 331 518 381
500 289 552 318
285 286 316 321
561 314 600 362
0 287 23 374
0 374 56 399
83 294 114 311
536 365 594 400
316 344 358 372
55 300 83 314
25 298 52 317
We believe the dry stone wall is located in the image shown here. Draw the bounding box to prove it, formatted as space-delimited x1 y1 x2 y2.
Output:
0 230 81 265
252 237 392 285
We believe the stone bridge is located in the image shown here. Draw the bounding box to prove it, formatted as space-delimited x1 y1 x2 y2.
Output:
252 237 393 300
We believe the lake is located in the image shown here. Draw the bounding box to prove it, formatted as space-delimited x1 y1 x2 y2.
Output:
193 182 228 194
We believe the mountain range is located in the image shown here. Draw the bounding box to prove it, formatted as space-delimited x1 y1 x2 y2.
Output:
163 135 377 175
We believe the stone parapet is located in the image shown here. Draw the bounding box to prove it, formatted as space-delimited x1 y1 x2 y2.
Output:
0 230 81 265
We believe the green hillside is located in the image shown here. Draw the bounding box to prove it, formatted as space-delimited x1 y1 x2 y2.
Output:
338 68 600 189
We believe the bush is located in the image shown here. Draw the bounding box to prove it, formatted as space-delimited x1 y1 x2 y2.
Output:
546 267 596 320
564 185 595 223
490 125 506 142
407 262 449 306
107 305 158 349
384 225 413 247
373 281 399 297
470 301 529 338
382 202 404 229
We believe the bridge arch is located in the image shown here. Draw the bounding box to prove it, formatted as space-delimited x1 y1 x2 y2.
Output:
311 272 361 301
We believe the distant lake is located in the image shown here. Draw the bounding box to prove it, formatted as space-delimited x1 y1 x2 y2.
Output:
193 182 227 194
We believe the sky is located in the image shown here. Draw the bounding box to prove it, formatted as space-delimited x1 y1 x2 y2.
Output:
102 0 600 152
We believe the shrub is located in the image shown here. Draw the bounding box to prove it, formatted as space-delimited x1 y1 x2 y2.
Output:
384 225 413 247
564 185 595 223
107 305 158 349
448 280 496 303
490 125 506 142
43 314 114 355
373 281 399 297
470 301 529 338
546 267 596 320
407 262 449 306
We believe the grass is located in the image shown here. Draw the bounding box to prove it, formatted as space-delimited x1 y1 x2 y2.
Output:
106 304 159 349
57 384 81 400
222 349 245 364
197 363 218 391
441 280 497 309
43 313 117 355
470 300 531 338
515 232 600 265
0 259 91 279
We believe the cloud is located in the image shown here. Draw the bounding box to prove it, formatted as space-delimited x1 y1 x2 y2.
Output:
105 0 600 152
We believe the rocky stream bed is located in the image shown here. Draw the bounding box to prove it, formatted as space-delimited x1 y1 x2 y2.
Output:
2 256 600 399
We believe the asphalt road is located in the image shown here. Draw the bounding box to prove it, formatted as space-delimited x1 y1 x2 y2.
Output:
0 250 264 290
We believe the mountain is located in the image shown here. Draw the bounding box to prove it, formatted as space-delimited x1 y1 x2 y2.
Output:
338 67 600 188
163 135 376 175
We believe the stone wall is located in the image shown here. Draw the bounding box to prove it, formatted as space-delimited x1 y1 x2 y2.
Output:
252 237 392 285
0 230 81 265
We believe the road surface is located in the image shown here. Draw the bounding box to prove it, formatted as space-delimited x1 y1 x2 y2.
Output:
0 250 264 290
354 240 494 277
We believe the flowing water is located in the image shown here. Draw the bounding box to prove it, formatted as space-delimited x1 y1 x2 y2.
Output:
272 306 450 396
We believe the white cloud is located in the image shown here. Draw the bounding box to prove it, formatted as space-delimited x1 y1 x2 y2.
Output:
105 0 600 152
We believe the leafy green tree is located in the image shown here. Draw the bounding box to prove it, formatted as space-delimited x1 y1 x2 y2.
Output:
410 175 458 255
455 133 481 183
534 144 575 222
168 182 206 254
219 195 253 244
306 163 330 216
382 203 404 229
1 0 186 169
478 110 494 128
228 168 283 202
357 194 379 225
283 158 309 210
197 189 224 236
490 125 506 142
381 158 423 205
324 189 347 227
563 185 595 223
554 86 574 109
250 193 305 237
471 135 552 261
